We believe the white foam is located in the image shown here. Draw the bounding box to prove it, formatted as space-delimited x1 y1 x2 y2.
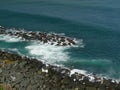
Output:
79 76 85 81
7 48 19 52
0 34 22 42
8 48 24 55
77 39 85 48
88 75 95 82
70 69 87 76
48 32 65 36
25 41 70 64
97 74 120 83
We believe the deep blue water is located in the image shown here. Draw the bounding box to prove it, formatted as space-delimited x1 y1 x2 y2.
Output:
0 0 120 79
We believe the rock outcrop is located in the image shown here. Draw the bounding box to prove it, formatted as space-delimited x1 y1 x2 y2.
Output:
0 50 120 90
0 26 77 46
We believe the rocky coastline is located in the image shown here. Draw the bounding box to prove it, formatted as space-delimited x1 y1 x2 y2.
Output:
0 26 76 46
0 26 120 90
0 50 120 90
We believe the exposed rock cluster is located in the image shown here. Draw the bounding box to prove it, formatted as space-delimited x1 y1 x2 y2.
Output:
0 26 76 46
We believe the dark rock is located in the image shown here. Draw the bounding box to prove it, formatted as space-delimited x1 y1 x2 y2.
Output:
0 26 77 47
0 50 119 90
0 68 2 73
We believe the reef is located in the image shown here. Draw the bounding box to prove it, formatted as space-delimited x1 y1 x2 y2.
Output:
0 49 120 90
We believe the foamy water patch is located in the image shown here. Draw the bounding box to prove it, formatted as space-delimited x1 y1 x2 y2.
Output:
0 34 23 42
48 32 65 36
76 39 85 48
25 41 70 64
70 69 87 76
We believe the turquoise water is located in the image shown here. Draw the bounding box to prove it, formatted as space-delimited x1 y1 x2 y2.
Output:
0 0 120 80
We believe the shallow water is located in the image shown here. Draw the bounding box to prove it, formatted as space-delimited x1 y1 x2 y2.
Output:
0 0 120 80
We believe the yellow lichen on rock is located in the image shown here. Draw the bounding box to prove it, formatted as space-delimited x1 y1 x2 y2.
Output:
4 60 16 64
0 60 16 67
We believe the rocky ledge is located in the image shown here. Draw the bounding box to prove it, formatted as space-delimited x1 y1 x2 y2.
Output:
0 50 120 90
0 26 77 46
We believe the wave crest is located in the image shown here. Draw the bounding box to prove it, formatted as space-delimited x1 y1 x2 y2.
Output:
25 41 70 64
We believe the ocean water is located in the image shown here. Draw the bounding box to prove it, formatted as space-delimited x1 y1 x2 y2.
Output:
0 0 120 80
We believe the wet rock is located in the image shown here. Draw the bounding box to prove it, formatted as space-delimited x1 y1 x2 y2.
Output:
62 43 67 46
19 61 27 68
0 50 119 90
0 68 2 73
0 26 77 46
86 87 97 90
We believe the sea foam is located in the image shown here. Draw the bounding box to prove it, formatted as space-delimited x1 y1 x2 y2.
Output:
0 34 23 42
70 69 87 76
25 41 70 64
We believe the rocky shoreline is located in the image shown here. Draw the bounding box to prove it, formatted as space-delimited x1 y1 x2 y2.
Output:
0 26 76 46
0 49 120 90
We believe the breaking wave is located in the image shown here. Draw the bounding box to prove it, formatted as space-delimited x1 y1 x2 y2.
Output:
0 30 84 64
0 34 23 42
25 41 70 64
